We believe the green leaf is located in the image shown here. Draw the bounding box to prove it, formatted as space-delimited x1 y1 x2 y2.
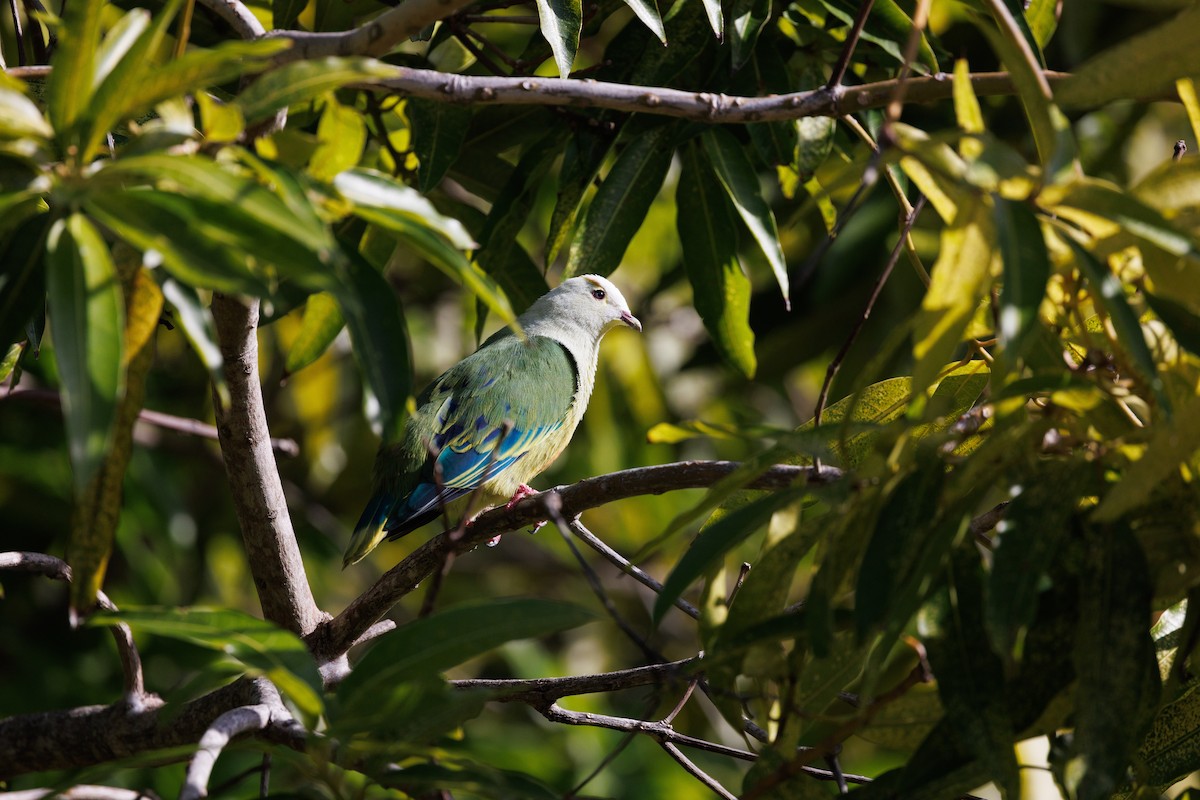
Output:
45 0 104 140
91 606 325 718
309 95 367 183
235 57 399 124
912 196 994 398
93 9 151 87
332 676 489 745
46 214 125 495
919 549 1020 799
159 278 228 408
0 85 53 139
820 0 939 73
407 98 472 193
379 760 560 800
677 142 755 378
1095 395 1200 523
993 197 1050 370
0 214 49 348
699 0 722 38
0 343 21 383
1065 237 1167 413
854 459 945 638
564 124 674 279
340 598 594 697
1055 4 1200 109
1053 179 1200 259
546 127 612 267
285 291 345 375
1133 159 1200 215
335 249 411 442
986 461 1089 657
1145 292 1200 357
274 0 308 30
729 0 769 68
334 168 475 250
653 487 809 623
534 0 582 77
621 0 666 43
702 127 790 308
1025 0 1059 48
1066 523 1161 800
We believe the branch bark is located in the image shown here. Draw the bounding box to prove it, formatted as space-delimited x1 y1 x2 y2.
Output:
179 704 275 800
0 678 303 779
306 461 839 661
210 293 325 637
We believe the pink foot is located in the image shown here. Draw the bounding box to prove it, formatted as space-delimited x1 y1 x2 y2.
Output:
504 483 538 509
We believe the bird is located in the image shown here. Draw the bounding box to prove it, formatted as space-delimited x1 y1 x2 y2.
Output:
343 274 641 566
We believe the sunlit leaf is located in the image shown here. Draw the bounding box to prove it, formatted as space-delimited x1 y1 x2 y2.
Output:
702 127 790 308
564 124 674 279
309 95 367 182
621 0 665 44
334 168 475 250
677 142 755 378
45 0 104 141
236 57 399 124
534 0 582 77
285 291 344 376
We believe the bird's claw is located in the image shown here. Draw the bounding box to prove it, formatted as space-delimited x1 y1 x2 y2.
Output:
504 483 538 509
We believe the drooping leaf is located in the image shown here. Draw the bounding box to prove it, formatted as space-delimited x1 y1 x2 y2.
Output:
699 0 722 39
91 606 325 718
677 143 755 378
621 0 665 44
309 95 367 182
1025 0 1059 49
1066 523 1161 800
285 291 345 376
986 461 1089 658
912 197 994 398
1055 4 1200 109
534 0 582 77
407 98 472 193
335 248 411 442
701 127 790 308
919 549 1020 799
653 486 809 623
68 264 162 619
339 598 594 698
159 278 228 408
235 57 399 124
564 124 674 279
334 168 476 251
45 214 125 496
993 197 1050 371
1065 237 1167 413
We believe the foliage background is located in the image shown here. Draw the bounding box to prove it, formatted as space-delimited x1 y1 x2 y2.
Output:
4 0 1200 798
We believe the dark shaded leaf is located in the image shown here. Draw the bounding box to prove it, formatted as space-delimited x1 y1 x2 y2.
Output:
380 760 559 800
1145 292 1200 357
407 99 472 193
994 197 1050 371
1066 523 1161 800
0 213 49 348
729 0 769 69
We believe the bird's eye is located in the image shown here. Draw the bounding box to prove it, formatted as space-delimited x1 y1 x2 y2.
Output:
591 288 607 300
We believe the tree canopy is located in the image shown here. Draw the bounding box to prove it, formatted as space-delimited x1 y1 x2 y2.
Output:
5 0 1200 798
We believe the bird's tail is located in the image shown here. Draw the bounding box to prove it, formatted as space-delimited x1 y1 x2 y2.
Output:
344 489 394 568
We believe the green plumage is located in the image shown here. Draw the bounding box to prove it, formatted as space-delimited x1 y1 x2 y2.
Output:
344 330 579 565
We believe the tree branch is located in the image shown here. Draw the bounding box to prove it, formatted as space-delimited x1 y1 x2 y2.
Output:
0 552 146 709
450 657 701 704
1 787 162 800
0 677 303 779
210 293 325 637
179 704 274 800
356 70 1070 122
306 461 838 661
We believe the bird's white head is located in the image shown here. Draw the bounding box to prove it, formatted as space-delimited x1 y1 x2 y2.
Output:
522 275 641 341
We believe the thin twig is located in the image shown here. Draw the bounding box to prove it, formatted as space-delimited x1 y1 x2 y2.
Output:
8 0 27 67
0 388 299 457
570 519 700 619
884 0 933 127
546 495 665 662
0 552 146 709
826 0 876 90
451 657 701 704
541 704 757 762
660 741 738 800
813 196 927 427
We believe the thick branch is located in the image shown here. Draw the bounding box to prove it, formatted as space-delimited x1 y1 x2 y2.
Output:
307 461 837 660
359 70 1070 122
0 678 303 779
210 294 324 637
270 0 479 62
